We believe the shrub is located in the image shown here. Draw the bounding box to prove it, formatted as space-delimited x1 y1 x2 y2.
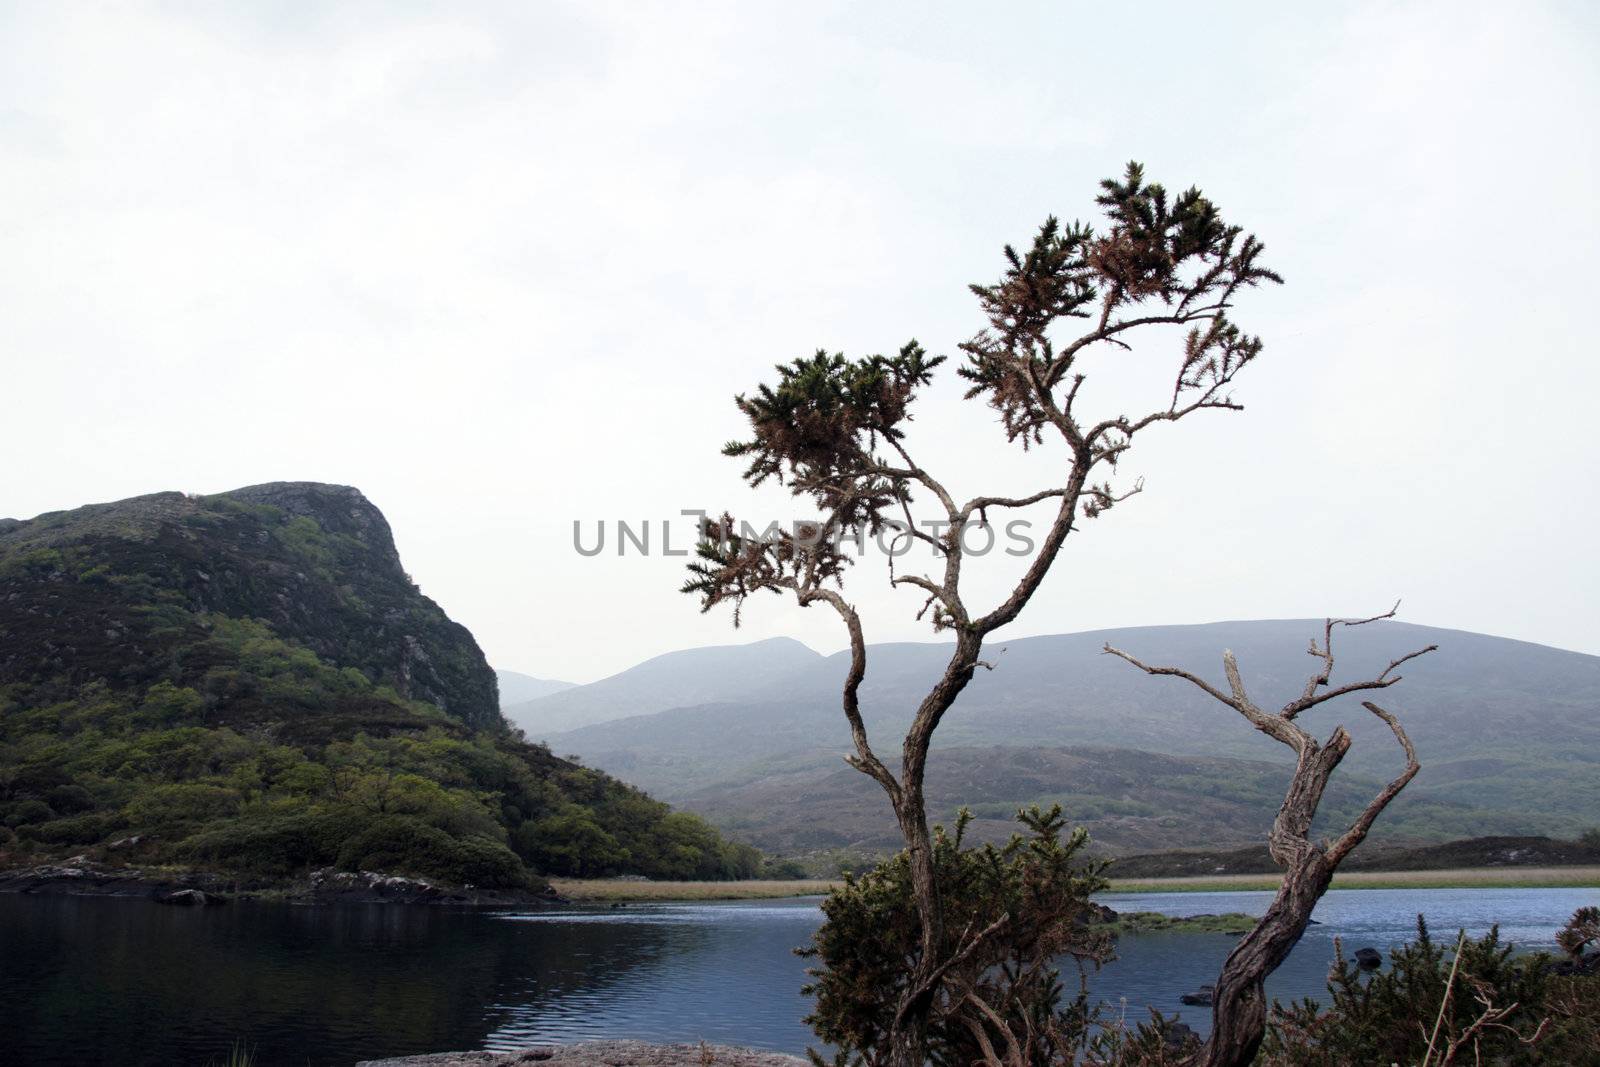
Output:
23 811 127 845
802 806 1116 1064
134 682 205 726
45 783 97 814
178 812 341 876
124 783 242 829
335 815 532 889
3 798 54 828
515 810 630 877
1263 915 1600 1065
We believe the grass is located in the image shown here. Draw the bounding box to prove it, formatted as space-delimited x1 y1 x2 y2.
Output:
1098 910 1258 934
550 866 1600 902
208 1041 255 1067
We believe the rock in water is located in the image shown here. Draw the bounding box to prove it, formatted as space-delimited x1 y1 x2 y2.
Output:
1163 1021 1199 1050
156 888 212 906
1354 946 1382 969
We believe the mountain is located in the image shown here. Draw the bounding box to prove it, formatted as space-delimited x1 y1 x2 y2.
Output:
677 744 1507 858
537 621 1600 856
505 635 822 735
672 742 1561 860
0 483 761 889
495 670 575 707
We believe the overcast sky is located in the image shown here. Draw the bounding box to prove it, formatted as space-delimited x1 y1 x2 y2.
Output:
4 2 1597 682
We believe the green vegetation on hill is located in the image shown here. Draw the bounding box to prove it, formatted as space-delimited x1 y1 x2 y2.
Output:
669 745 1521 868
0 484 760 888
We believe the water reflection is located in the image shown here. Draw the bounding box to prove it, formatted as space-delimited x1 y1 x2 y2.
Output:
1090 886 1598 1033
485 902 821 1052
0 894 690 1067
2 887 1592 1065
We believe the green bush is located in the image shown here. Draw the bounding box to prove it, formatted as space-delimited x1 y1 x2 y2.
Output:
44 783 97 814
336 815 532 889
23 811 127 845
178 811 341 876
3 798 54 827
802 806 1119 1064
515 809 631 877
124 783 242 829
1263 915 1600 1065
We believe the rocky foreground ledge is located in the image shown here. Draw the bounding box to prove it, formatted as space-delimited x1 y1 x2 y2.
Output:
356 1041 806 1067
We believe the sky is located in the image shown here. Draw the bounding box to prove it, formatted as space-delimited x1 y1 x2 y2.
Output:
3 2 1597 683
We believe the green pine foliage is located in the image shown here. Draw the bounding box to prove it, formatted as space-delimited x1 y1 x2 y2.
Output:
1262 914 1600 1065
801 805 1127 1065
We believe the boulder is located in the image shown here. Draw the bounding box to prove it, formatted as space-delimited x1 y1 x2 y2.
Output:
1354 947 1382 969
1162 1021 1198 1051
1179 984 1215 1006
156 888 213 906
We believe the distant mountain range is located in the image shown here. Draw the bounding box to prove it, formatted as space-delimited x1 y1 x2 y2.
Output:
500 636 820 735
507 621 1600 858
495 670 575 708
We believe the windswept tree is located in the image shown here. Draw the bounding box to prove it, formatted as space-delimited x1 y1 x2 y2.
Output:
684 163 1282 1066
1106 606 1436 1067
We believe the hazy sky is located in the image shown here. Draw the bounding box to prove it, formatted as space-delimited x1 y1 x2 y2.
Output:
4 2 1597 682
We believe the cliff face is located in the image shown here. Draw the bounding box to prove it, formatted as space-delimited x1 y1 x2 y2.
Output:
0 482 499 731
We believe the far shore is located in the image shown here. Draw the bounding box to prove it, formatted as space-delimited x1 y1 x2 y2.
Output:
551 865 1600 902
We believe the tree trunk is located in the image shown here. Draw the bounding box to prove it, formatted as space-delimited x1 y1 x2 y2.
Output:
887 775 939 1067
1202 855 1332 1066
886 631 985 1067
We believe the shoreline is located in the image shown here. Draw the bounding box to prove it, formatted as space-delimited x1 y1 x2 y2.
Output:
5 861 1592 907
550 865 1600 902
356 1040 806 1066
0 858 562 908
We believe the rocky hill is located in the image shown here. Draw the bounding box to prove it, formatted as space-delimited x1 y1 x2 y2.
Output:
0 482 498 729
0 483 761 891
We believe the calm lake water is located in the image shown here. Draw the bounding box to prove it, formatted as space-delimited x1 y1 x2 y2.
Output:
2 886 1594 1066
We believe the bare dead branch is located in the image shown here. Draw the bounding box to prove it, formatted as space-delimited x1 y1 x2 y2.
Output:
1107 612 1430 1067
1325 701 1421 865
1101 643 1236 707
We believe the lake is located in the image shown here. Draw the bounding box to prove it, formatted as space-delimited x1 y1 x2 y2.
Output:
2 886 1593 1066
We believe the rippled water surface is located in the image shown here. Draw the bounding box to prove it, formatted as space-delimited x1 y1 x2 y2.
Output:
2 886 1593 1065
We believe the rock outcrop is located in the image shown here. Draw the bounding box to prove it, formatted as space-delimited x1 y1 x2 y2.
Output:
0 482 500 730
